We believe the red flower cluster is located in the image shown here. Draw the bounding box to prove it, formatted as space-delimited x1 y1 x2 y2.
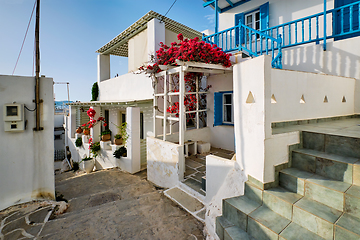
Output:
82 108 107 130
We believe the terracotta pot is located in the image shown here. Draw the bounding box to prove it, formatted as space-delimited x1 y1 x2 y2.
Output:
114 138 123 145
83 129 90 135
76 127 83 134
101 134 111 142
83 158 95 173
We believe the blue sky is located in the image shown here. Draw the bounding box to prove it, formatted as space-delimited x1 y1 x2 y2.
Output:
0 0 215 101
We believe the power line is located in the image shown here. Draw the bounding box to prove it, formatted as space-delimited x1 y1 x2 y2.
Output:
161 0 178 22
12 0 37 75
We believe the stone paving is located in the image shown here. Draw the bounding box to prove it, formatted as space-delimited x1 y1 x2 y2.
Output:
0 168 204 240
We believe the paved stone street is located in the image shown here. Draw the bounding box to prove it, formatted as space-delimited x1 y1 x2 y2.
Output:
0 168 204 240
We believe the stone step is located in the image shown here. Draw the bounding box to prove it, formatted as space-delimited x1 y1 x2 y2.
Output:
279 168 351 211
292 148 360 184
302 131 360 159
244 181 262 204
224 226 256 240
247 205 291 240
222 195 261 231
216 216 234 240
335 213 360 239
263 186 302 220
164 187 205 222
293 197 342 239
279 222 325 240
344 185 360 218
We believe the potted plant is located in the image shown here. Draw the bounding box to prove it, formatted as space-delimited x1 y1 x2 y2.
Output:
113 146 127 159
81 156 95 173
76 127 83 134
75 137 82 147
82 125 90 135
101 129 111 142
114 134 123 145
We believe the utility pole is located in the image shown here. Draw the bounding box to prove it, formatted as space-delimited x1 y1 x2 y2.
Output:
34 0 42 131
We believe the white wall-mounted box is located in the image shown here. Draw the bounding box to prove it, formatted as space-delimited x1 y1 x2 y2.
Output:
3 103 25 132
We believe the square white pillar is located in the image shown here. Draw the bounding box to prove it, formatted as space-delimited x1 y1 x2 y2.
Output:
126 107 141 173
69 106 77 138
147 18 165 61
97 54 110 84
90 106 101 142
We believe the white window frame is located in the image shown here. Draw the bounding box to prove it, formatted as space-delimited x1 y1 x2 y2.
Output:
223 93 234 124
245 10 260 43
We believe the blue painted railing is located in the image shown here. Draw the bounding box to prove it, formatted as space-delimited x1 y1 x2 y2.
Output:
203 23 283 69
203 1 360 69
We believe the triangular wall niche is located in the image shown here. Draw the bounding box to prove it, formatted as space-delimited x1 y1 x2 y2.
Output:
342 96 346 103
246 91 255 103
300 94 306 104
324 96 328 103
271 94 277 104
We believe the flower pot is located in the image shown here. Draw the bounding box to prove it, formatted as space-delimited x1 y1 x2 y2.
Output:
101 134 111 142
83 158 95 173
76 127 83 134
83 129 90 135
114 138 123 145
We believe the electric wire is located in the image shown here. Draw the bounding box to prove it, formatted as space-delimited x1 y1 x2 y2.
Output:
160 0 178 22
24 104 36 112
12 0 37 75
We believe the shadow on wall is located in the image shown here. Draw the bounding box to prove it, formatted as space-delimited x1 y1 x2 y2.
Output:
282 40 360 79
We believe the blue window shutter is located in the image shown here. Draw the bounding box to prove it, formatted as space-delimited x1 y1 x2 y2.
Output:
214 92 223 126
235 13 245 46
334 0 360 40
260 2 269 30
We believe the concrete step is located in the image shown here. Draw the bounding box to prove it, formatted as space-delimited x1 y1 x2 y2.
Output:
224 226 256 240
302 131 360 159
344 185 360 218
164 186 205 222
222 195 261 231
335 213 360 239
280 222 325 240
293 197 342 239
263 186 302 220
292 148 360 184
279 168 351 211
248 205 291 240
216 216 234 240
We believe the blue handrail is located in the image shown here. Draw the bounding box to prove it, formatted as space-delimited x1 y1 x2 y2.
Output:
202 1 360 69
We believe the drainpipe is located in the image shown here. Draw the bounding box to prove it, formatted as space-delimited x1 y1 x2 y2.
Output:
323 0 327 51
34 0 43 131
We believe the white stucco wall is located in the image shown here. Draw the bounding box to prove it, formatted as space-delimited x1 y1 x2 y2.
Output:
271 68 355 122
0 75 55 211
165 29 179 46
128 29 148 72
147 137 182 188
98 72 153 102
207 72 235 151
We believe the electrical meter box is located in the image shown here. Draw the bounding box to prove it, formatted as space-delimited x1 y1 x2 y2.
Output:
3 103 25 132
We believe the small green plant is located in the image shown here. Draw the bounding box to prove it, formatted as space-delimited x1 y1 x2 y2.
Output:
90 142 101 158
113 146 127 159
82 156 93 161
91 82 99 101
72 161 79 171
75 137 82 147
114 134 122 139
101 129 111 136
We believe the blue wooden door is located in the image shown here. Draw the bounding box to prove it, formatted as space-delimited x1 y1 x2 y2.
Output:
334 0 360 39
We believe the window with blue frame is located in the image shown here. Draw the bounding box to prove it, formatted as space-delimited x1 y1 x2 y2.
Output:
235 2 269 46
334 0 360 40
214 91 234 126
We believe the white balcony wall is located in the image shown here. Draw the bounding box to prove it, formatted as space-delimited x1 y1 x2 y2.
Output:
98 73 153 102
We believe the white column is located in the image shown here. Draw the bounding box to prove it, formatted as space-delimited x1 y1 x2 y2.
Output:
90 106 101 142
178 67 185 180
97 54 110 84
163 73 167 141
68 106 77 138
126 107 141 173
147 18 165 61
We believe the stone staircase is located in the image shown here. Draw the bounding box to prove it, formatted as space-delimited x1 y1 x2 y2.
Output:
216 131 360 240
